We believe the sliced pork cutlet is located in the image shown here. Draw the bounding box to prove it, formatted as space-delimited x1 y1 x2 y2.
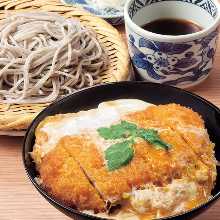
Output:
61 117 210 209
38 144 105 212
36 103 215 215
126 110 213 200
62 134 175 205
136 104 217 189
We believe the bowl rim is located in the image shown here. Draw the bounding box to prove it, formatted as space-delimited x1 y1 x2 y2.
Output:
124 0 220 43
61 0 124 19
23 81 220 220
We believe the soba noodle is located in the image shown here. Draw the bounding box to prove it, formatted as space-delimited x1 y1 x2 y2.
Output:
0 12 109 104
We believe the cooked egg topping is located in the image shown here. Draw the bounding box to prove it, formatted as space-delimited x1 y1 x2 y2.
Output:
38 99 152 156
33 100 216 220
129 179 197 214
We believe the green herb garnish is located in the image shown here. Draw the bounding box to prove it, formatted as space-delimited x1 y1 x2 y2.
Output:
105 140 134 171
137 128 171 150
97 121 137 140
98 120 171 171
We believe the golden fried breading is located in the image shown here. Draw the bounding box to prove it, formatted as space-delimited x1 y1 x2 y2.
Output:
61 128 210 206
126 104 215 190
138 104 204 128
39 145 105 212
131 104 216 187
33 102 216 218
130 104 212 163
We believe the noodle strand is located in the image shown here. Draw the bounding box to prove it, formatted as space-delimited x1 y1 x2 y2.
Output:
0 12 108 104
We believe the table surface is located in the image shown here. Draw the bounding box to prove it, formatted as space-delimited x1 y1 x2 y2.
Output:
1 24 220 220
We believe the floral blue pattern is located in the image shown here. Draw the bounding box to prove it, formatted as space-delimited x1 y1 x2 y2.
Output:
128 0 217 19
62 0 124 25
129 29 219 86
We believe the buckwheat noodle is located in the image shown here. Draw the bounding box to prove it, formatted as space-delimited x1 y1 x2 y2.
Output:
0 12 108 104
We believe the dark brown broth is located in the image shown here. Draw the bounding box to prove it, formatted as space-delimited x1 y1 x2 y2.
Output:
141 18 203 35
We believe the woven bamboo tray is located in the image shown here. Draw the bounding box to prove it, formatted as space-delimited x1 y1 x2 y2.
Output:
0 0 130 135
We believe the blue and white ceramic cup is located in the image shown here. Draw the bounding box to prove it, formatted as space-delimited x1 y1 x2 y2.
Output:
124 0 220 88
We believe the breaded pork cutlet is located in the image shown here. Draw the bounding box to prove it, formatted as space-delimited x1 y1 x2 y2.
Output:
32 100 216 219
38 145 105 212
126 104 216 192
135 104 216 186
137 104 214 162
62 124 211 210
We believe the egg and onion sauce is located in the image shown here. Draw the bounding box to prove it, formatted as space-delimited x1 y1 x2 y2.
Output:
32 99 216 219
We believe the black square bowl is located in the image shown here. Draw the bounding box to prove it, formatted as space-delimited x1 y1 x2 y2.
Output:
23 81 220 220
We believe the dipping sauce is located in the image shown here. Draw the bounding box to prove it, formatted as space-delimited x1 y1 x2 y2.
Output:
141 18 203 35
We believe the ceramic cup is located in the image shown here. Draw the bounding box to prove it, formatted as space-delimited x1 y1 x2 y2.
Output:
124 0 220 88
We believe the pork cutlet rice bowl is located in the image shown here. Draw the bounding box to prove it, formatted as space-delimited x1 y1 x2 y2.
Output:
23 82 220 220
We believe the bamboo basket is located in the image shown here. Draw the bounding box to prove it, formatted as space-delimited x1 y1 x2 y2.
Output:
0 0 130 135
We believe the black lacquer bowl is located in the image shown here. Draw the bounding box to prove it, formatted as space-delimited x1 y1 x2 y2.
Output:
23 81 220 220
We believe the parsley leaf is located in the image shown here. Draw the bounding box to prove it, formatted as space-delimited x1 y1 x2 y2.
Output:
104 140 134 171
121 121 137 131
138 128 171 150
97 120 171 171
97 121 137 140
